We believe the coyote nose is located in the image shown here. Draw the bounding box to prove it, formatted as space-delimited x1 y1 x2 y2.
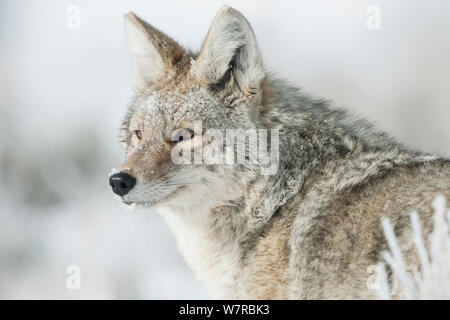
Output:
109 172 136 196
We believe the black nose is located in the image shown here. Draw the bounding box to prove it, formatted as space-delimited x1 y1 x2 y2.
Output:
109 172 136 196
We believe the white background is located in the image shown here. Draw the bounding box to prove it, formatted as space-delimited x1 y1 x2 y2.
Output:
0 0 449 298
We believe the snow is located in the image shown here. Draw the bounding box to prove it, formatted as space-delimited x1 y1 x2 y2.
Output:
109 167 120 178
376 195 450 299
1 0 450 299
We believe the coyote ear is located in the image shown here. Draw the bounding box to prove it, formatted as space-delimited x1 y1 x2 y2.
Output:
194 7 264 100
124 12 185 92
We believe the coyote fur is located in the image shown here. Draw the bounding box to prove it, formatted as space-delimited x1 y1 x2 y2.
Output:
109 7 450 299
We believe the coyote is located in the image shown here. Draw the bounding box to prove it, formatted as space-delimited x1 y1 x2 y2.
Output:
109 7 450 299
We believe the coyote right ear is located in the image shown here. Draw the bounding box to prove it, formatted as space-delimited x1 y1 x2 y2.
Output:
194 7 264 101
124 12 184 92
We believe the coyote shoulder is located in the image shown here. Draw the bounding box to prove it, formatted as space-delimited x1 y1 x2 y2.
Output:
109 7 450 299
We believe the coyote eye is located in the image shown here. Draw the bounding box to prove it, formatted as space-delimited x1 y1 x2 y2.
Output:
172 128 194 142
132 130 142 141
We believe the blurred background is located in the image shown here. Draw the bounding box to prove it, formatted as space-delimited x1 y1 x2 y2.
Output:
0 0 449 299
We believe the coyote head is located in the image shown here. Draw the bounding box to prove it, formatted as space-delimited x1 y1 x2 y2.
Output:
110 7 275 208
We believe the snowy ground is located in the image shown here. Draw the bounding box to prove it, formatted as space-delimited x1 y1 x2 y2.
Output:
0 0 449 299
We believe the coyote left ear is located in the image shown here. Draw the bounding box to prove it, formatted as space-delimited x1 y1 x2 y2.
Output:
124 12 184 92
194 7 265 101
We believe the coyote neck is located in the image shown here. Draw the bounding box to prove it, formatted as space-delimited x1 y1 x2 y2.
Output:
157 202 245 298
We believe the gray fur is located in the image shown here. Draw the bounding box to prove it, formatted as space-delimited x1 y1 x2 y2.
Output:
115 7 450 299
